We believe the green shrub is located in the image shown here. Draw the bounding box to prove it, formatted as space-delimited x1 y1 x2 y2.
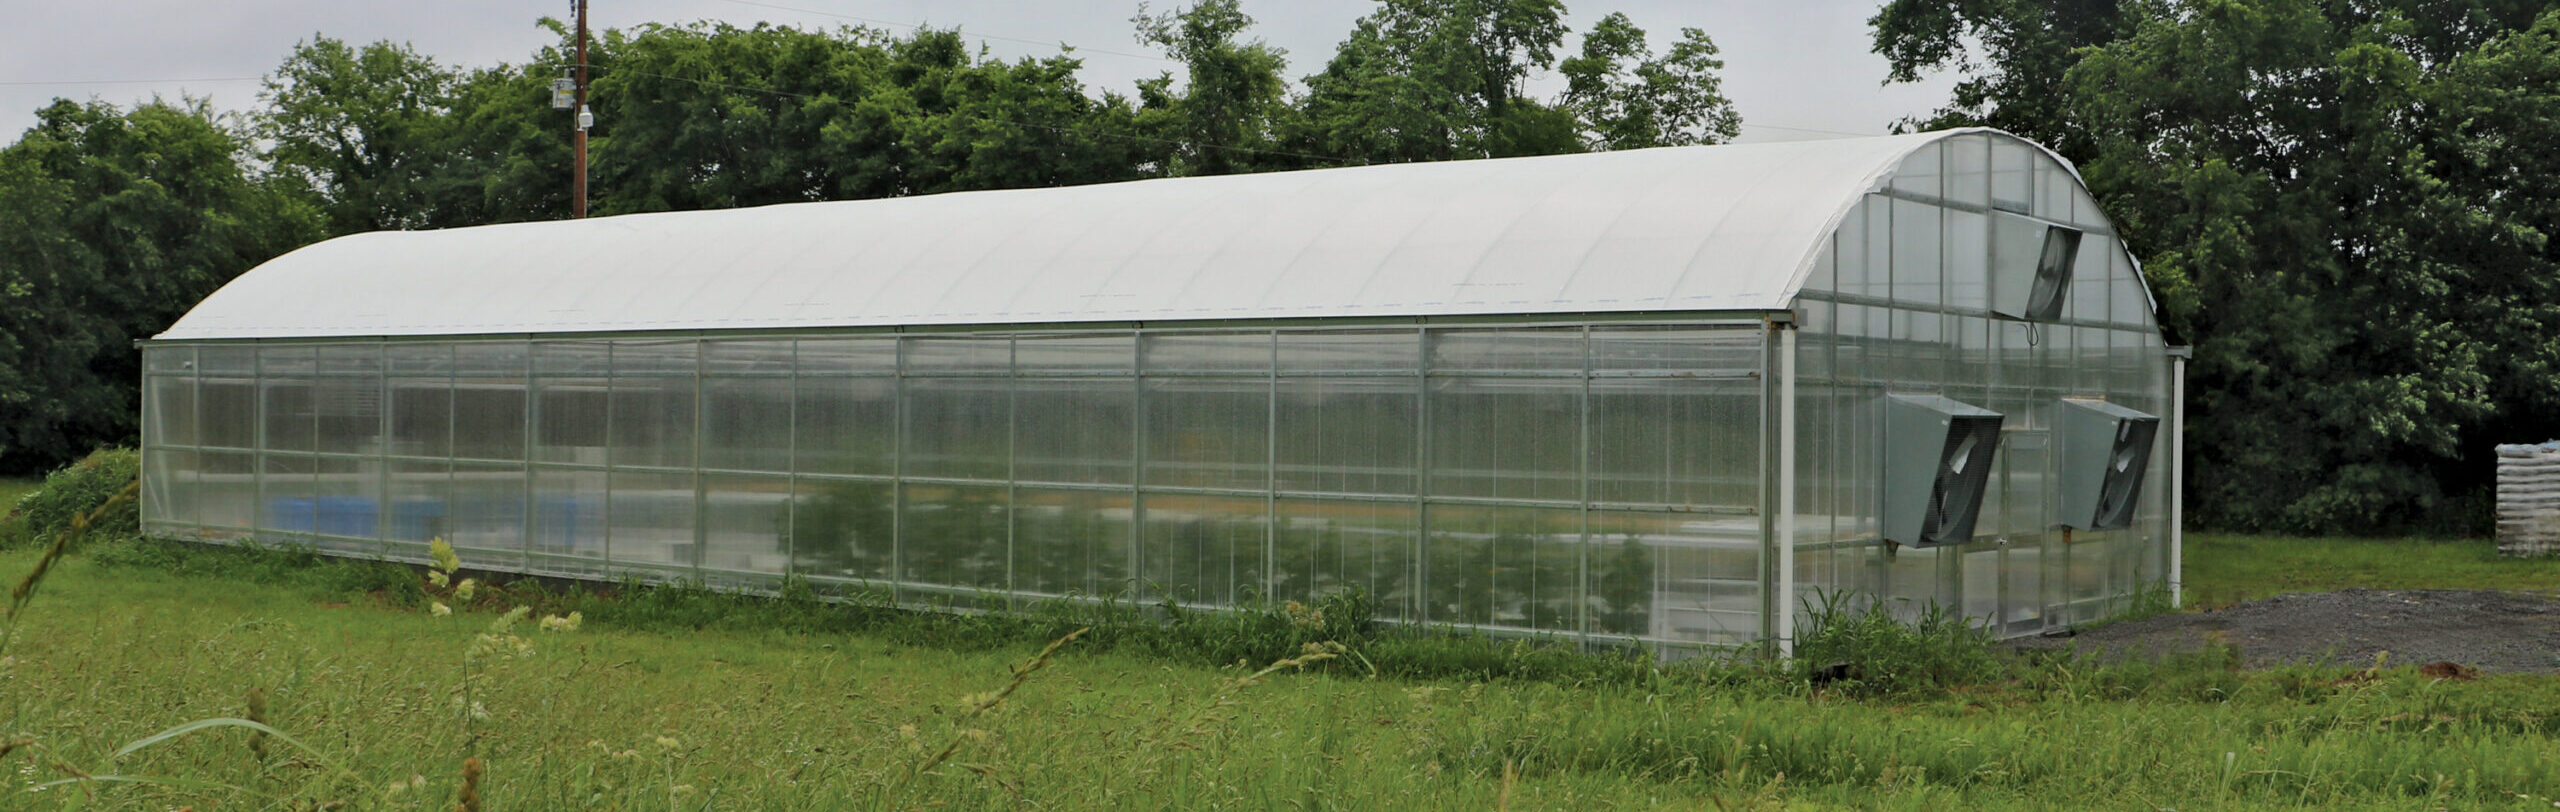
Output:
1794 591 2004 697
2 447 139 549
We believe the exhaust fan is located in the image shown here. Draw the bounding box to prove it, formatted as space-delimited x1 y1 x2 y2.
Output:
1989 211 2084 322
2056 399 2159 530
1883 394 2004 547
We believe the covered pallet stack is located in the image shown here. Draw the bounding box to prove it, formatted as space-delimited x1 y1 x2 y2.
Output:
2497 442 2560 557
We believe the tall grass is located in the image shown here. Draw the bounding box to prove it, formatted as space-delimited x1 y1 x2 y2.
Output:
74 534 1674 691
10 536 2560 809
9 462 2560 808
1790 591 2003 697
3 476 135 659
0 479 42 516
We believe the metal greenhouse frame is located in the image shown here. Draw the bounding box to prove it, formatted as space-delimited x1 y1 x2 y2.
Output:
140 129 2182 655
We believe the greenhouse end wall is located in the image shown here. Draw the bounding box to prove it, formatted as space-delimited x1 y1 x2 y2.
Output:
1785 131 2176 638
140 322 1785 649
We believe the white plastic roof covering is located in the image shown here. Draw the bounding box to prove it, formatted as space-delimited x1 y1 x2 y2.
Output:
159 129 1989 340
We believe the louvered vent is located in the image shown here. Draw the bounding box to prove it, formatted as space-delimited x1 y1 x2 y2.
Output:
1884 394 2004 547
1990 211 2083 323
2057 399 2158 530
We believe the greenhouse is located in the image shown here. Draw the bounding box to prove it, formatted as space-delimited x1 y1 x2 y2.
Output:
140 128 2180 654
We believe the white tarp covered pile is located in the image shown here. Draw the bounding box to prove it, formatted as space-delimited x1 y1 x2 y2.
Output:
2497 442 2560 557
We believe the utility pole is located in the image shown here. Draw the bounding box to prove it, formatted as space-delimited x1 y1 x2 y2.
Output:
572 0 591 218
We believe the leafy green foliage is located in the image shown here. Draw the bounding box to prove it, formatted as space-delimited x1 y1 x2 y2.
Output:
589 22 1152 211
1869 0 2128 154
0 448 137 549
1296 0 1736 162
261 36 467 233
260 33 575 231
1299 0 1572 161
0 102 320 474
1558 12 1743 149
1133 0 1296 175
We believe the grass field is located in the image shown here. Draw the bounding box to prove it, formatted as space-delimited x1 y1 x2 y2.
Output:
5 530 2560 809
2182 532 2560 607
0 477 41 514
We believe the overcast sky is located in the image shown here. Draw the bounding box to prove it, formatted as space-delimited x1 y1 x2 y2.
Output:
1 0 1957 146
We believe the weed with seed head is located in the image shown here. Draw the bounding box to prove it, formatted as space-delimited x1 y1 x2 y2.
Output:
455 755 484 812
2 477 135 659
905 627 1087 784
244 686 270 763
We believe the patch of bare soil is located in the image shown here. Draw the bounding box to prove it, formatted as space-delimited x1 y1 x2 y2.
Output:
2007 589 2560 674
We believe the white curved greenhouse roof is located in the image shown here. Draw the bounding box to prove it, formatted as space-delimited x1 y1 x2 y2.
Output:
160 129 2027 340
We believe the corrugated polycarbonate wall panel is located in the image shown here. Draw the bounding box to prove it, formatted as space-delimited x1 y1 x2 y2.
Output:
1792 131 2173 638
141 321 1771 650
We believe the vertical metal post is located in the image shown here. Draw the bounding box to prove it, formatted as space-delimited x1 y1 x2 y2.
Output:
1777 322 1799 658
251 345 265 544
441 345 460 559
522 341 539 569
1757 319 1779 656
374 342 393 558
1129 333 1147 601
892 336 909 603
1575 325 1592 648
2168 346 2189 608
691 339 707 578
1265 329 1279 604
1005 336 1019 608
602 342 615 571
192 347 208 539
784 339 799 577
1412 327 1432 624
138 347 155 534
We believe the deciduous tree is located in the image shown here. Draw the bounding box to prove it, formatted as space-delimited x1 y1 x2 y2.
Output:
1134 0 1295 175
1559 12 1741 149
0 100 319 472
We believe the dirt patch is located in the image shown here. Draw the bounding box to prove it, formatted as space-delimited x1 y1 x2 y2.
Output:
2007 589 2560 674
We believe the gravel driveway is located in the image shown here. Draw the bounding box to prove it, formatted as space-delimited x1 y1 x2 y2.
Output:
2007 589 2560 674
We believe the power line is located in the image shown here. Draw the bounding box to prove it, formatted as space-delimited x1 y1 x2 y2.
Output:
0 76 263 87
715 0 1178 64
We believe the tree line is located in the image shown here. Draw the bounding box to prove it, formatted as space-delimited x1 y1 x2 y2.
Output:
5 0 2557 535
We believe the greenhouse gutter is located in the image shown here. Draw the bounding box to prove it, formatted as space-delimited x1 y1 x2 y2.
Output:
140 309 1798 347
